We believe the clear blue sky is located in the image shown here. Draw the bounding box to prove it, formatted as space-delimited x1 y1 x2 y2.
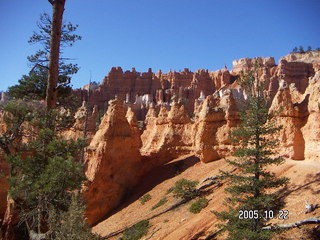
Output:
0 0 319 91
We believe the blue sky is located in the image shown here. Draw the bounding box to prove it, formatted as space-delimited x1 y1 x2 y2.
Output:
0 0 319 91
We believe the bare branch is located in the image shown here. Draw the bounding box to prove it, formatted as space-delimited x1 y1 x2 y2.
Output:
30 64 49 73
262 217 320 230
48 0 54 5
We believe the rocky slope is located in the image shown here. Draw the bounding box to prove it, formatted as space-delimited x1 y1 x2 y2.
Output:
93 155 320 240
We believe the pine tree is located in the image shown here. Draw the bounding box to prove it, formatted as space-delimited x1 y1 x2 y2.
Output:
8 12 81 109
298 45 305 53
1 3 91 238
215 64 289 240
292 46 298 53
48 193 102 240
2 102 86 238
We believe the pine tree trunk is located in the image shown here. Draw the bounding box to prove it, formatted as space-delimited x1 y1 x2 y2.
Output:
46 0 66 110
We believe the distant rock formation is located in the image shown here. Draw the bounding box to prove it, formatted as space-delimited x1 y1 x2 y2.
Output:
73 54 316 123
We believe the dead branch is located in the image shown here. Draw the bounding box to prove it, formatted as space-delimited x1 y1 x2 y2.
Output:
197 176 222 190
30 63 49 73
262 217 320 230
144 228 161 240
305 200 319 214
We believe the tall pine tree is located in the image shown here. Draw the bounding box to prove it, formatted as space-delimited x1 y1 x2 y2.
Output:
215 64 289 240
8 12 81 110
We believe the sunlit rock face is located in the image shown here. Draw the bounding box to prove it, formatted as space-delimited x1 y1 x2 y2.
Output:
141 102 193 168
193 90 239 163
83 98 142 226
269 80 307 160
301 70 320 159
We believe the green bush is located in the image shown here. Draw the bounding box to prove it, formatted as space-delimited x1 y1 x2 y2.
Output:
119 220 149 240
169 178 199 201
139 194 151 205
151 197 168 210
189 198 209 213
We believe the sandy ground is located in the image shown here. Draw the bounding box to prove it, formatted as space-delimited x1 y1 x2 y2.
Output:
93 155 320 240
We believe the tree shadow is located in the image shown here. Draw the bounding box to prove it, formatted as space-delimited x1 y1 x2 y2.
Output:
283 172 320 196
101 155 200 220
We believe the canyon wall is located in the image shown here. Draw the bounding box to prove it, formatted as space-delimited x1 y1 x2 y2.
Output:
73 53 316 122
0 52 319 234
77 52 319 223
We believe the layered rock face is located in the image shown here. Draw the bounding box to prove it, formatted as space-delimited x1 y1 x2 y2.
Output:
73 54 315 123
269 80 307 160
64 102 99 141
141 102 193 168
301 71 320 159
193 91 239 163
73 67 230 119
83 98 142 226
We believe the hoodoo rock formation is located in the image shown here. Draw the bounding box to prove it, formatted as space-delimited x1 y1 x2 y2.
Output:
301 70 320 159
64 102 99 141
269 80 307 160
141 102 193 168
0 52 319 239
193 91 239 163
83 98 142 226
78 52 319 221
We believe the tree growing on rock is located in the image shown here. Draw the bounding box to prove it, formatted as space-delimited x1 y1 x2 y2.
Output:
215 64 289 240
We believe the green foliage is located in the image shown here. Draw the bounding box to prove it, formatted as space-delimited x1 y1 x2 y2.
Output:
299 45 305 53
0 100 40 154
8 12 81 109
292 46 298 53
139 194 151 205
151 197 168 210
189 198 209 213
48 194 103 240
292 45 319 54
0 100 89 237
119 220 149 240
215 65 289 240
169 178 199 201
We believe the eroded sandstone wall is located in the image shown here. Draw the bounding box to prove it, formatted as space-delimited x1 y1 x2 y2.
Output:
83 98 143 226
